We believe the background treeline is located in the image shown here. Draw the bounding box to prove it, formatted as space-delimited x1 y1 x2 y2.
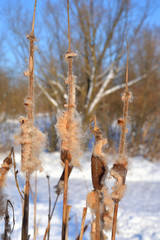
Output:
0 0 160 159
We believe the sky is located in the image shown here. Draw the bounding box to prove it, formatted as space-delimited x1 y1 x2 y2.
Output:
0 0 159 72
0 0 160 28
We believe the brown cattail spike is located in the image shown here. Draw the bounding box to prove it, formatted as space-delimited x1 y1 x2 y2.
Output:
90 116 108 191
89 116 113 240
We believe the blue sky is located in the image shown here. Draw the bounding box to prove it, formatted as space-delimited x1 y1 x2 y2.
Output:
0 0 159 27
0 0 159 71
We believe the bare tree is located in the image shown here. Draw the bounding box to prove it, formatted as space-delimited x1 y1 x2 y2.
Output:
1 0 160 151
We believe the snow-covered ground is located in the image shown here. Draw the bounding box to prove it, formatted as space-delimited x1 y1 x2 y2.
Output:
0 151 160 240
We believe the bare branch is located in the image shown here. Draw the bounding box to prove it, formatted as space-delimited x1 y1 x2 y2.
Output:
88 68 114 113
35 81 58 108
102 64 159 98
97 0 126 68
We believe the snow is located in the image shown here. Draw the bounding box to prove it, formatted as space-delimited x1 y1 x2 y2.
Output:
0 151 160 239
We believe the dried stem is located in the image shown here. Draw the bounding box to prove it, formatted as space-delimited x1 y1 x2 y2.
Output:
22 173 30 240
47 175 51 240
44 165 73 240
119 34 129 157
61 0 77 238
3 200 15 239
111 34 131 239
29 181 34 202
79 207 87 240
111 203 119 240
8 200 15 234
65 205 72 240
62 159 69 240
76 222 90 240
95 193 100 240
43 194 59 240
33 172 37 240
67 0 71 51
22 0 37 239
12 148 24 200
31 0 37 34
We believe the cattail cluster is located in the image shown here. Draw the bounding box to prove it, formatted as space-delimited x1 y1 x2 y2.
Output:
110 89 132 203
15 115 45 173
14 9 46 174
87 116 114 239
56 51 82 168
90 116 107 190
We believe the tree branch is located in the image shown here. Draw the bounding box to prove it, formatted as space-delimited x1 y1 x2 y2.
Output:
102 64 159 98
35 81 58 108
88 68 114 113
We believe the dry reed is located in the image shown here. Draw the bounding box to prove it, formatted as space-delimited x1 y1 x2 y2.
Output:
13 0 45 239
111 36 132 240
87 116 114 240
55 0 82 239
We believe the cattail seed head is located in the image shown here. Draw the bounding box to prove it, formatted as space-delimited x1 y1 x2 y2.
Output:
91 155 107 191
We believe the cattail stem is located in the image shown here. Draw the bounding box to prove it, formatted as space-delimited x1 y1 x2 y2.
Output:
43 194 59 240
111 202 119 240
79 207 87 240
111 35 131 240
95 193 100 240
76 222 90 240
47 175 51 240
4 201 9 239
31 0 37 34
22 173 30 240
65 205 72 240
119 95 129 156
67 0 71 51
21 1 37 238
12 148 24 200
33 172 37 240
61 159 69 240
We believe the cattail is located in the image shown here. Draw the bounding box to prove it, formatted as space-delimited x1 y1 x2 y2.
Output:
15 116 45 173
13 1 45 239
56 109 82 168
0 149 13 187
14 0 45 174
87 116 114 240
110 34 132 240
55 1 83 239
110 37 132 203
101 186 114 234
90 116 108 191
